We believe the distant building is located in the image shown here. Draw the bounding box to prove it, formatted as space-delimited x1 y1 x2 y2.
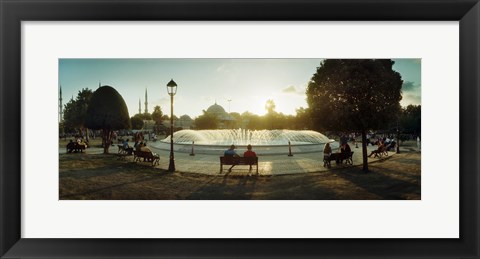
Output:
178 114 193 129
205 102 234 129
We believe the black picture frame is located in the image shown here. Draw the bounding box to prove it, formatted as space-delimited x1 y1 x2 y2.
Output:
1 0 479 258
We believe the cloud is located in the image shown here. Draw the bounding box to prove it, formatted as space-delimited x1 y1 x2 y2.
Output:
282 85 297 93
402 81 420 91
401 93 421 106
400 81 421 107
154 97 170 107
281 85 307 96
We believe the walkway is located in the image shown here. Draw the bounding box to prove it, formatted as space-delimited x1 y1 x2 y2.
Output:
60 143 395 176
149 144 393 176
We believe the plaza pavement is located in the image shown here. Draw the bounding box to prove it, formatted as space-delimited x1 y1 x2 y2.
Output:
61 143 395 176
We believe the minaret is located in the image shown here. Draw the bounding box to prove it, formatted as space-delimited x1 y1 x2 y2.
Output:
99 81 101 88
59 85 63 123
144 88 148 114
138 98 141 115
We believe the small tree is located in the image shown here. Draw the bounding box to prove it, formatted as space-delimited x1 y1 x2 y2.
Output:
151 105 163 125
130 115 144 130
139 112 152 121
265 99 276 114
194 111 219 129
306 59 403 172
85 86 131 153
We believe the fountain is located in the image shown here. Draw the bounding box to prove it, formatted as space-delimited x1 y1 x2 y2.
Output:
151 129 337 155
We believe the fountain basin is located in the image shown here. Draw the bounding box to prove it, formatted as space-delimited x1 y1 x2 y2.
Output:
151 129 337 155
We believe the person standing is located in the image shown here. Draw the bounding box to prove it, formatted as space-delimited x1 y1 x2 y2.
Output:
323 143 332 168
417 136 421 152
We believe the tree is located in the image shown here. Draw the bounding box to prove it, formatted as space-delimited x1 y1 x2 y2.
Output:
246 114 267 130
151 105 163 125
85 86 131 153
306 59 402 172
265 99 277 129
130 115 144 130
138 112 152 121
265 99 276 114
400 105 421 136
194 111 219 129
63 88 93 137
228 112 242 128
295 107 311 130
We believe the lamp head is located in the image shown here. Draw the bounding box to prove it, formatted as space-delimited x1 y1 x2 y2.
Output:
167 79 177 96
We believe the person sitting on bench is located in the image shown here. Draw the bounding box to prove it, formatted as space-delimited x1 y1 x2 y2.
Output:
243 144 257 171
122 139 134 155
224 144 239 172
368 141 385 157
139 142 157 162
339 143 351 163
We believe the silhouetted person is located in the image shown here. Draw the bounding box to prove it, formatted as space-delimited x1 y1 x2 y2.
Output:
224 144 239 172
323 143 332 168
243 144 257 172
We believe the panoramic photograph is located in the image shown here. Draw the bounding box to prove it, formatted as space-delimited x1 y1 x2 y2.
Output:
58 58 421 200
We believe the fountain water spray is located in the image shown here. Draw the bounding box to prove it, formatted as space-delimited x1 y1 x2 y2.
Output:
153 129 337 155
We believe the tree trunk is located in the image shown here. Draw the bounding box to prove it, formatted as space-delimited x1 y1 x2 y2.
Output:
396 129 400 153
103 128 111 154
361 130 369 173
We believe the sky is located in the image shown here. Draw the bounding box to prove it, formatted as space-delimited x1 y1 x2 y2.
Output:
59 59 421 119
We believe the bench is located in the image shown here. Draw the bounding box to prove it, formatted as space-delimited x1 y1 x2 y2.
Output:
324 152 354 168
117 144 134 155
373 146 388 158
133 150 160 166
66 142 87 153
116 153 130 161
220 156 258 174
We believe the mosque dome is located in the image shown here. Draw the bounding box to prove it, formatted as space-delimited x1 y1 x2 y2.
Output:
206 103 226 114
180 114 193 121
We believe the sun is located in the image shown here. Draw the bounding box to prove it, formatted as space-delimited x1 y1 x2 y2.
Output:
244 96 270 116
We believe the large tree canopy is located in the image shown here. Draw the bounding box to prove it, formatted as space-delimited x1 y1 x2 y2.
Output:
85 86 131 153
63 88 93 132
400 104 421 136
306 59 403 171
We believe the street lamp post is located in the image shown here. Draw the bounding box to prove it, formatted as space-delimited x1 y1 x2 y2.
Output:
167 79 177 172
396 120 401 154
227 99 232 129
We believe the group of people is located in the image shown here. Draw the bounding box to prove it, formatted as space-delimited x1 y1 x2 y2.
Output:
66 138 88 153
367 138 396 158
322 142 352 168
224 144 257 172
121 139 157 155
